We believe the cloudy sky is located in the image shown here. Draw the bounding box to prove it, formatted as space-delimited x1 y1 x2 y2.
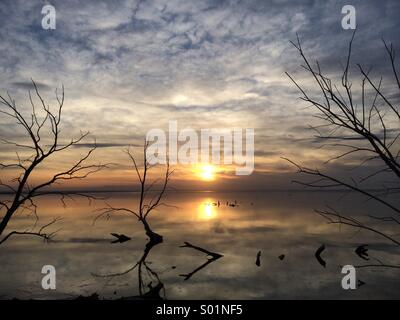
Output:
0 0 399 191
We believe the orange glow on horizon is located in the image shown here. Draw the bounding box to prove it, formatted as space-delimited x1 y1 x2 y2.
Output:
196 164 216 181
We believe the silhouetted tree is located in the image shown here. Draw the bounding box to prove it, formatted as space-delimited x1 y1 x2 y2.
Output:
285 32 400 251
0 80 105 244
96 141 172 244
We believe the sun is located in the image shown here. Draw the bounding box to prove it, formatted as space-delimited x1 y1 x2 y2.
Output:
198 164 215 181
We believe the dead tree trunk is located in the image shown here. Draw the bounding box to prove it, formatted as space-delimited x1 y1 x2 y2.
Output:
0 80 104 244
141 218 163 245
95 141 172 242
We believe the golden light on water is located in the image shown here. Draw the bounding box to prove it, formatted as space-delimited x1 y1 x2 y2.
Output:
198 199 217 219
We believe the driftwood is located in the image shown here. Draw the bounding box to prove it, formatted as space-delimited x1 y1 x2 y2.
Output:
315 244 326 268
179 242 223 281
110 233 131 244
179 242 223 259
255 251 261 267
355 245 369 261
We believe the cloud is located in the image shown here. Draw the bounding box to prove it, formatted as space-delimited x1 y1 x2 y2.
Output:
0 0 399 190
10 81 51 91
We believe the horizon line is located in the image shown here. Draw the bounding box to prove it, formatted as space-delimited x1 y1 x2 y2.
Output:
0 188 390 195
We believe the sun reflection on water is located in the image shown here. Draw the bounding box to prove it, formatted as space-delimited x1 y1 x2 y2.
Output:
198 199 217 220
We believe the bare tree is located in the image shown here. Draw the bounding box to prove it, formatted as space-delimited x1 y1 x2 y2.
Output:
285 32 400 248
95 141 172 244
0 80 105 244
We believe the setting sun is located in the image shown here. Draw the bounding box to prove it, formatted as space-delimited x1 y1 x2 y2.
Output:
199 164 215 181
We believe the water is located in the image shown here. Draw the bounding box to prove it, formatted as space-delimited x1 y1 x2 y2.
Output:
0 191 399 299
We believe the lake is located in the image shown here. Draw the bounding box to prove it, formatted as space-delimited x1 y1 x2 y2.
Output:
0 191 399 299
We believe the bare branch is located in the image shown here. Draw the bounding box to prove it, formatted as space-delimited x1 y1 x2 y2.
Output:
0 81 103 240
0 217 62 245
317 208 400 246
285 33 400 249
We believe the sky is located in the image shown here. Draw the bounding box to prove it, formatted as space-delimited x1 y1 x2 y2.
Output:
0 0 399 191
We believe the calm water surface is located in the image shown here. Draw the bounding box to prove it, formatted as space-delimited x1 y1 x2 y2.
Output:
0 191 399 299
